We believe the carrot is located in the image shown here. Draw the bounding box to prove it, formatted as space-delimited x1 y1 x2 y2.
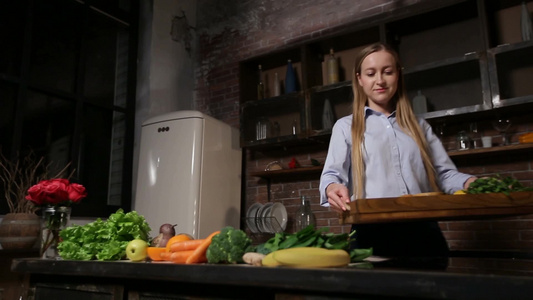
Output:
169 239 205 252
169 250 195 264
185 230 220 264
159 251 172 261
165 234 193 252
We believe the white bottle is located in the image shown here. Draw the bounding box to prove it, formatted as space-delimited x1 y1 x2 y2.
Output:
412 90 427 115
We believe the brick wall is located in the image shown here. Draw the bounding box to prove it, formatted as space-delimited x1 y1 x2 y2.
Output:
195 0 533 252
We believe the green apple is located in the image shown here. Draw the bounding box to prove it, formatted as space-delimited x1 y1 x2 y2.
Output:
126 239 148 261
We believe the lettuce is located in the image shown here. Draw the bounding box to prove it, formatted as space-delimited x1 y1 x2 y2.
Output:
58 209 151 261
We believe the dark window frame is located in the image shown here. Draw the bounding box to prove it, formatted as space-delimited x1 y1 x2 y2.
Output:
0 0 138 217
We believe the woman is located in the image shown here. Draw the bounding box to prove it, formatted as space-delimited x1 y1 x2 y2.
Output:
319 43 476 257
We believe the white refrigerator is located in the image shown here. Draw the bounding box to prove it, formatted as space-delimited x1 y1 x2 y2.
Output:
133 111 242 239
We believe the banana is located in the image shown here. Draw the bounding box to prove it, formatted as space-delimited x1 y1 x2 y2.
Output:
270 247 350 268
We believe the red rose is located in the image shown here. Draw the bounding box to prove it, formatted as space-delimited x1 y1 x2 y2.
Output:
26 184 46 205
26 178 87 206
25 179 68 205
41 179 70 204
68 183 87 203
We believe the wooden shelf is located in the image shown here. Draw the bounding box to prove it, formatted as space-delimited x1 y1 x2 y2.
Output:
250 166 323 179
448 143 533 157
250 143 533 182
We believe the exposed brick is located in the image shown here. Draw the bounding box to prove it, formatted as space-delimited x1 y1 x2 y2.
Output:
443 231 475 241
196 0 533 251
446 221 493 231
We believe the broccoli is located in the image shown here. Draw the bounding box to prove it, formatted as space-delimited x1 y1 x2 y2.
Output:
206 226 254 264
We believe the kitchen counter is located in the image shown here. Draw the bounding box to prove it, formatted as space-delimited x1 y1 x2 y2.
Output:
11 255 533 300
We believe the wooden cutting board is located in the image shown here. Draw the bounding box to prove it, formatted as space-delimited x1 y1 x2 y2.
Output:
339 191 533 224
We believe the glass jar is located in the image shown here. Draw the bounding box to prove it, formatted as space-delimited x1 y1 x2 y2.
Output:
41 205 71 259
256 117 272 140
456 131 471 150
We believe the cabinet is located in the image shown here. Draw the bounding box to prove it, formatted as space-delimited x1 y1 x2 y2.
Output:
239 0 533 149
0 249 38 300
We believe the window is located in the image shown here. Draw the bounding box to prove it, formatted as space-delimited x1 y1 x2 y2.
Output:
0 0 138 217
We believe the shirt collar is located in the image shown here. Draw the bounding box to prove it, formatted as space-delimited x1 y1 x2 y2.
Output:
364 106 397 118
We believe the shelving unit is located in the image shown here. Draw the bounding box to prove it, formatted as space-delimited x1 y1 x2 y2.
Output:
250 144 533 183
250 165 323 179
447 143 533 157
239 0 533 151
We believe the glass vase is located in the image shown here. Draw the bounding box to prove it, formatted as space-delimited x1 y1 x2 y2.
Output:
41 205 71 259
295 196 316 232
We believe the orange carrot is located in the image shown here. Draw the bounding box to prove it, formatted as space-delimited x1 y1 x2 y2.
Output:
170 250 195 264
165 234 193 252
185 230 220 264
159 251 172 261
169 239 205 252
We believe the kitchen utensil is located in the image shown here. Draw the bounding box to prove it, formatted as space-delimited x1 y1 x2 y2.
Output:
269 202 288 232
246 203 263 234
259 203 274 233
481 136 492 148
492 118 512 145
262 204 274 233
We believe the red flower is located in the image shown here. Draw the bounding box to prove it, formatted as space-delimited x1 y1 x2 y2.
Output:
68 183 87 203
25 179 87 206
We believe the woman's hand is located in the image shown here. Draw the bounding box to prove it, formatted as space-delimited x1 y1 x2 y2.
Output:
463 176 478 190
326 183 351 213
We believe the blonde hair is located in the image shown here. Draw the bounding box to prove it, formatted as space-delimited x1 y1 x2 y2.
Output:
350 43 440 199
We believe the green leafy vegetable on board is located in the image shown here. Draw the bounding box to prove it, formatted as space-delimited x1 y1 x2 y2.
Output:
256 225 372 263
206 226 254 264
58 209 151 261
467 175 533 195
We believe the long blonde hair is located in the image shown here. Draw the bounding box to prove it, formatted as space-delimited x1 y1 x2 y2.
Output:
350 43 440 199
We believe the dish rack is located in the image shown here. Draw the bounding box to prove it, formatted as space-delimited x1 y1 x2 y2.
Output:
245 202 288 234
245 216 284 234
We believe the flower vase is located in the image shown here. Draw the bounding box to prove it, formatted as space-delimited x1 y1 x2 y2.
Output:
41 205 71 259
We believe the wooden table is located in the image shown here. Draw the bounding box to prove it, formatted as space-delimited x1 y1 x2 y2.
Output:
11 256 533 300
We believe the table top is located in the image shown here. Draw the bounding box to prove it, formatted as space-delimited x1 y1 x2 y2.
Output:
11 255 533 300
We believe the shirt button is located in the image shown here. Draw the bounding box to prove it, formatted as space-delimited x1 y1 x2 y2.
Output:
386 125 391 128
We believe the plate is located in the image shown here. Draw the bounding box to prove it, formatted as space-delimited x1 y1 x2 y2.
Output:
259 203 274 233
269 202 288 232
262 206 273 233
246 203 263 233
